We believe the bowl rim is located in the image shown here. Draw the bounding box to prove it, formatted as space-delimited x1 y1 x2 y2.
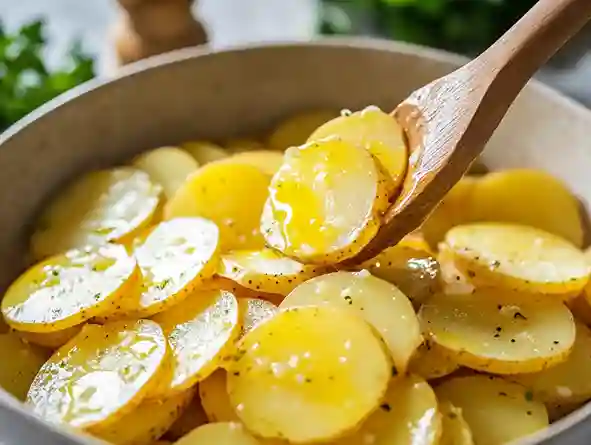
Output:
1 37 591 445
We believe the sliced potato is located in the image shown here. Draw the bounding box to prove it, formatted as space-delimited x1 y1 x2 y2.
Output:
421 177 477 249
419 290 576 374
182 141 228 165
164 162 270 252
281 271 421 374
19 324 83 349
335 375 440 445
199 370 240 423
239 298 279 339
227 306 391 443
27 320 167 430
132 146 199 199
309 106 407 196
261 138 389 264
439 400 474 445
152 289 240 395
470 169 583 247
220 248 323 296
0 332 47 400
174 422 261 445
218 150 284 176
31 167 162 260
225 138 266 153
360 241 440 308
437 244 475 295
408 340 459 380
268 109 337 151
166 392 209 440
130 217 220 318
2 244 138 332
435 376 548 445
444 223 590 297
511 321 591 405
93 389 195 445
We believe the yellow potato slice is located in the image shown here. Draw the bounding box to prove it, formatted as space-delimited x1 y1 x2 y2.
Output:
511 321 591 405
199 370 240 423
174 422 261 445
238 298 279 339
218 150 284 176
166 392 209 440
93 388 195 445
335 375 440 445
309 106 407 196
130 217 220 317
421 177 477 249
360 241 441 308
19 324 83 349
2 244 138 332
227 306 391 443
281 271 421 374
225 138 266 153
31 167 162 260
444 223 590 297
27 319 167 430
0 332 47 400
132 147 199 199
165 162 270 252
439 400 474 445
268 109 337 151
435 376 548 445
261 138 389 264
152 289 241 395
470 169 583 247
419 290 576 374
182 141 228 165
408 340 460 380
220 248 323 296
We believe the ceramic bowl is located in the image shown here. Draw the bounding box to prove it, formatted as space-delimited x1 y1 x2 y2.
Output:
1 39 591 445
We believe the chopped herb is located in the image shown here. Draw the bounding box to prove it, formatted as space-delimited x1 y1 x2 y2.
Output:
94 293 101 300
343 295 353 305
156 278 171 290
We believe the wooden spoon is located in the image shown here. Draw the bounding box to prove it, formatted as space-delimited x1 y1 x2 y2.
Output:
352 0 591 264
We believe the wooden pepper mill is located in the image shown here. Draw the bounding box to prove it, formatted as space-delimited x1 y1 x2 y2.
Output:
114 0 208 66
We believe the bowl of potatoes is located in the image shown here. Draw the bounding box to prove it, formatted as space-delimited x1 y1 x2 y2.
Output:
1 38 591 445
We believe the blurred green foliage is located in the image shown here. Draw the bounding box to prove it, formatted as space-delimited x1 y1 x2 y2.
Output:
320 0 537 55
0 20 95 132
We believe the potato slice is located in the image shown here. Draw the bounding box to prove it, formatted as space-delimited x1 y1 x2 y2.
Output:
308 106 407 195
470 169 583 247
268 109 337 151
199 370 240 423
130 217 220 318
174 422 261 445
19 324 83 349
132 147 199 199
27 319 167 430
239 298 279 339
166 392 208 440
225 138 266 153
182 141 228 165
31 167 162 260
437 244 475 295
439 400 474 445
152 289 240 395
261 138 389 264
335 375 440 445
360 241 440 308
164 162 270 252
511 321 591 404
218 151 284 176
281 271 421 374
421 177 477 249
2 244 138 332
220 248 323 296
408 340 459 380
419 290 576 374
227 306 390 443
93 388 195 445
444 223 590 297
435 376 548 445
0 332 47 400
